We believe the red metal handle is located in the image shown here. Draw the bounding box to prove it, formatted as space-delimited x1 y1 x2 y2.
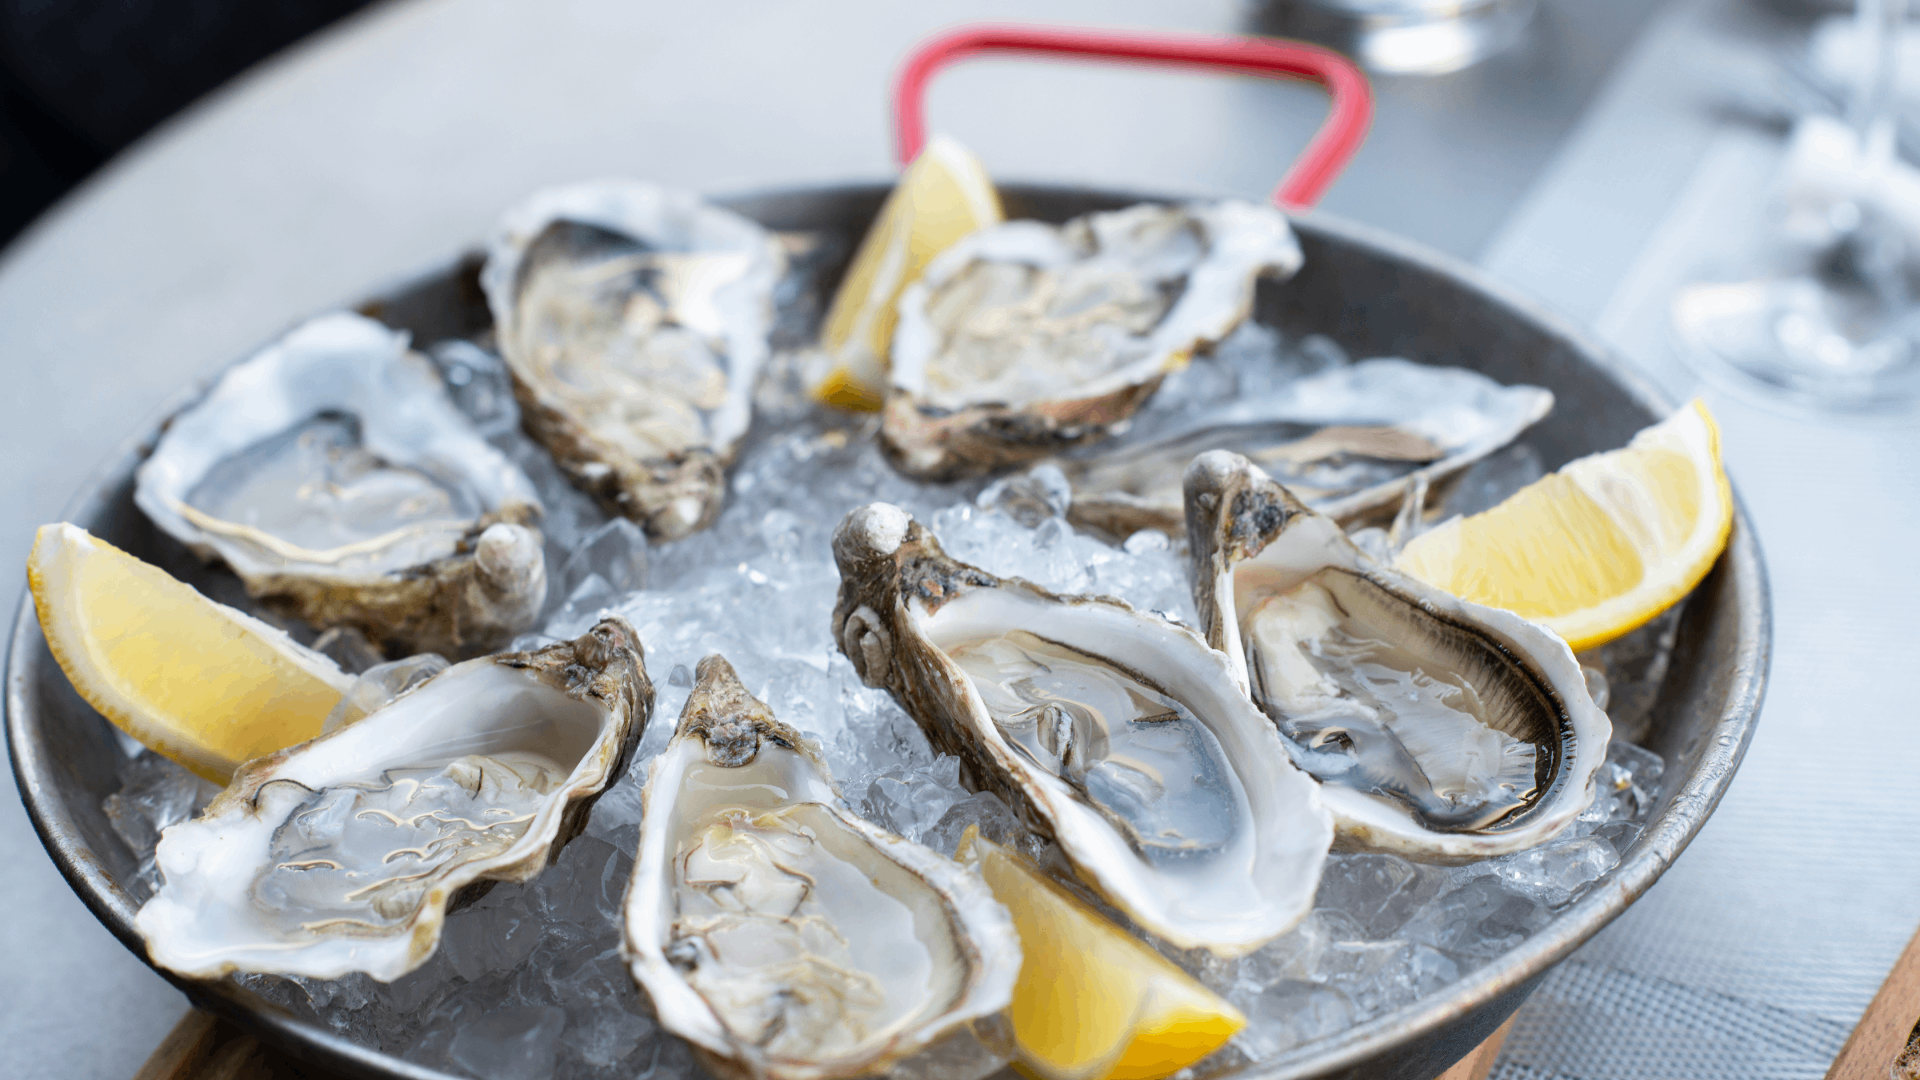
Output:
893 25 1373 212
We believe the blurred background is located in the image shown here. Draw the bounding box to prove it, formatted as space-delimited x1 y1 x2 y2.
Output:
0 0 370 246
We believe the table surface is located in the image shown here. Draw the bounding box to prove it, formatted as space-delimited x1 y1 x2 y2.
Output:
5 1 1916 1078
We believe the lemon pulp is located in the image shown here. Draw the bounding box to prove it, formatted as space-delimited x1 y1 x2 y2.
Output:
1394 399 1732 652
959 829 1245 1080
28 523 351 783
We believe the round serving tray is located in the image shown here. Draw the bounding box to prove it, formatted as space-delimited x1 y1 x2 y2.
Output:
7 183 1770 1080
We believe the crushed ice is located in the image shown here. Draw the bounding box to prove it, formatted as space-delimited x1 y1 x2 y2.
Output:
107 319 1676 1078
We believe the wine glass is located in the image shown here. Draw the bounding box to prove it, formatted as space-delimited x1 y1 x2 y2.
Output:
1672 0 1920 411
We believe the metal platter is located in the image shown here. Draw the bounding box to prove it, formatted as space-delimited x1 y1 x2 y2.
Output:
6 183 1770 1080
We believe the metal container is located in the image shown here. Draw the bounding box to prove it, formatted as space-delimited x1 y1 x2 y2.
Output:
6 184 1770 1080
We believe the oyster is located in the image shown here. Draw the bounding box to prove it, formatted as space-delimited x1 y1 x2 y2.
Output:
1184 451 1610 862
624 655 1018 1080
882 201 1302 481
135 618 652 981
830 504 1330 957
482 181 784 540
134 312 547 659
1059 358 1554 538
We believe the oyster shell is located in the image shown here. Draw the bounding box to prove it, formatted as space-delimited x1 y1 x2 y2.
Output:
830 504 1330 957
481 181 785 540
624 655 1018 1080
1059 358 1554 538
135 617 652 981
134 312 547 659
882 201 1302 481
1184 451 1610 862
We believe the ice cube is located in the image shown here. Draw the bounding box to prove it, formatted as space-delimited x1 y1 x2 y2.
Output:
561 519 649 599
1579 604 1683 744
1401 876 1549 959
584 771 647 843
440 898 542 983
446 1003 567 1080
978 465 1072 527
620 1028 699 1080
1487 835 1619 907
1232 910 1341 991
566 1002 654 1069
529 835 627 929
1608 737 1667 796
1313 853 1445 939
495 429 610 560
759 508 805 564
864 765 966 846
1440 442 1545 519
378 948 460 1022
889 1023 1012 1080
542 943 630 1005
1319 938 1414 1014
1404 943 1461 997
1233 981 1355 1059
321 652 449 734
103 751 215 895
1122 529 1169 555
923 791 1028 859
556 573 616 624
311 625 388 674
1139 339 1241 422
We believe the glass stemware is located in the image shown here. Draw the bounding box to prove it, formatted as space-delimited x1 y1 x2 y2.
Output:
1672 0 1920 411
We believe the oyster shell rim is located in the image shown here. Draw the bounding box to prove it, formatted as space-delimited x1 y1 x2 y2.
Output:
1182 449 1614 863
132 616 654 983
879 200 1305 482
622 653 1020 1080
478 180 787 541
130 310 550 658
830 502 1332 958
1056 356 1557 538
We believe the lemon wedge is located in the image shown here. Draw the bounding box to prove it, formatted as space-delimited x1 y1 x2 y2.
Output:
28 523 353 784
811 134 1002 410
958 829 1246 1080
1394 399 1733 652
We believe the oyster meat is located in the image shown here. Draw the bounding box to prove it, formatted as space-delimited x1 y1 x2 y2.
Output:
1184 451 1610 861
135 618 652 981
882 201 1302 481
1059 358 1554 538
831 504 1330 957
482 181 785 541
134 312 548 659
624 655 1018 1080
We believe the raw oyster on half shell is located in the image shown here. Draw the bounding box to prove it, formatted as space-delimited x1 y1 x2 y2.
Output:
136 617 652 981
831 504 1330 957
482 181 784 541
134 312 547 659
1058 358 1553 538
624 655 1019 1080
881 201 1302 481
1184 451 1610 862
